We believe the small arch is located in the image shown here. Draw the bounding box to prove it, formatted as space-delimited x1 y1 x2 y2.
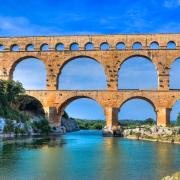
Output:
100 42 110 50
26 44 35 51
0 44 4 51
11 44 20 51
85 42 94 50
116 42 125 50
70 43 79 51
56 43 64 51
150 41 159 49
167 41 176 49
132 42 142 50
40 43 49 51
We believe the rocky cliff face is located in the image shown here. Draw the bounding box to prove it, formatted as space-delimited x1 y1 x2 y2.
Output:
61 117 80 132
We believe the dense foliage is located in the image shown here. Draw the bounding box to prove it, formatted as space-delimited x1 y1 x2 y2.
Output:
76 119 105 130
75 118 156 130
0 80 50 135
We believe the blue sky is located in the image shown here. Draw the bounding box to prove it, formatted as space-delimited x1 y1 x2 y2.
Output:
2 0 180 121
0 0 179 36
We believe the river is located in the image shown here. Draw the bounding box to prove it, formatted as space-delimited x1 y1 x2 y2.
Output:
0 130 179 180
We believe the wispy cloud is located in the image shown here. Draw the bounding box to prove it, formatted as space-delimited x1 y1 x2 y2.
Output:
163 0 180 8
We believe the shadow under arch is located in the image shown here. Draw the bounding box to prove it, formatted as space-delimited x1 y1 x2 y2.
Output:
57 95 105 120
118 55 158 89
57 55 107 90
170 57 180 89
17 94 45 117
119 96 157 122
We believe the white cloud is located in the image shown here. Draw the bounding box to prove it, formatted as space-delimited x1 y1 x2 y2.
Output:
0 16 65 36
164 0 180 8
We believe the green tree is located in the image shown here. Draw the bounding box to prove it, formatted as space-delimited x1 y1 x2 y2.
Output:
0 80 25 107
144 118 154 125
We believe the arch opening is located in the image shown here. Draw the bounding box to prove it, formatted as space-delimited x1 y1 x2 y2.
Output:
40 44 49 51
170 57 180 89
85 42 94 50
56 43 64 51
58 57 107 90
118 56 158 89
116 42 125 50
118 98 156 125
0 44 4 51
167 41 176 49
11 44 20 51
132 42 142 50
170 100 180 126
100 42 110 50
150 42 159 49
59 97 105 129
13 57 46 90
26 44 35 51
70 43 79 51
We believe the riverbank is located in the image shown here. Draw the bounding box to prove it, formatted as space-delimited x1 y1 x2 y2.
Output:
162 171 180 180
123 125 180 144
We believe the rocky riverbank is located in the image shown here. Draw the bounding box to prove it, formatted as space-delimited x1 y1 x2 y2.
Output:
0 116 80 139
123 125 180 144
61 117 80 132
162 172 180 180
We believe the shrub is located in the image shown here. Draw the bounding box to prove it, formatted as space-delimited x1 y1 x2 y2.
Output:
31 118 51 134
3 119 14 133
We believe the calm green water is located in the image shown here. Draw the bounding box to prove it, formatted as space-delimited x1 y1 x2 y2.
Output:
0 130 179 180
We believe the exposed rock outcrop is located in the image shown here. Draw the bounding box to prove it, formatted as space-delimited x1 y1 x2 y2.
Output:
61 117 80 132
162 172 180 180
123 125 180 143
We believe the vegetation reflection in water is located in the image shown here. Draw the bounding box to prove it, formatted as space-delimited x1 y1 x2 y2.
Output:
0 130 179 180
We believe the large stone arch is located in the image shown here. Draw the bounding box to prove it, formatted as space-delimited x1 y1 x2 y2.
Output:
57 55 107 89
118 54 158 72
118 55 158 89
57 95 105 123
9 55 47 80
170 97 180 123
119 96 157 112
170 57 180 89
118 96 157 123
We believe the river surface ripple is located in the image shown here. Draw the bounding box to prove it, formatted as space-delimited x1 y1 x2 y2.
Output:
0 130 179 180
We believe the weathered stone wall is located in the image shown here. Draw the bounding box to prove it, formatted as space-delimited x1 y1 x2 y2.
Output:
0 33 179 132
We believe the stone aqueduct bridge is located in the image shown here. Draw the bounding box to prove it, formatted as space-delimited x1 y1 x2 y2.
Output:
0 34 180 133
